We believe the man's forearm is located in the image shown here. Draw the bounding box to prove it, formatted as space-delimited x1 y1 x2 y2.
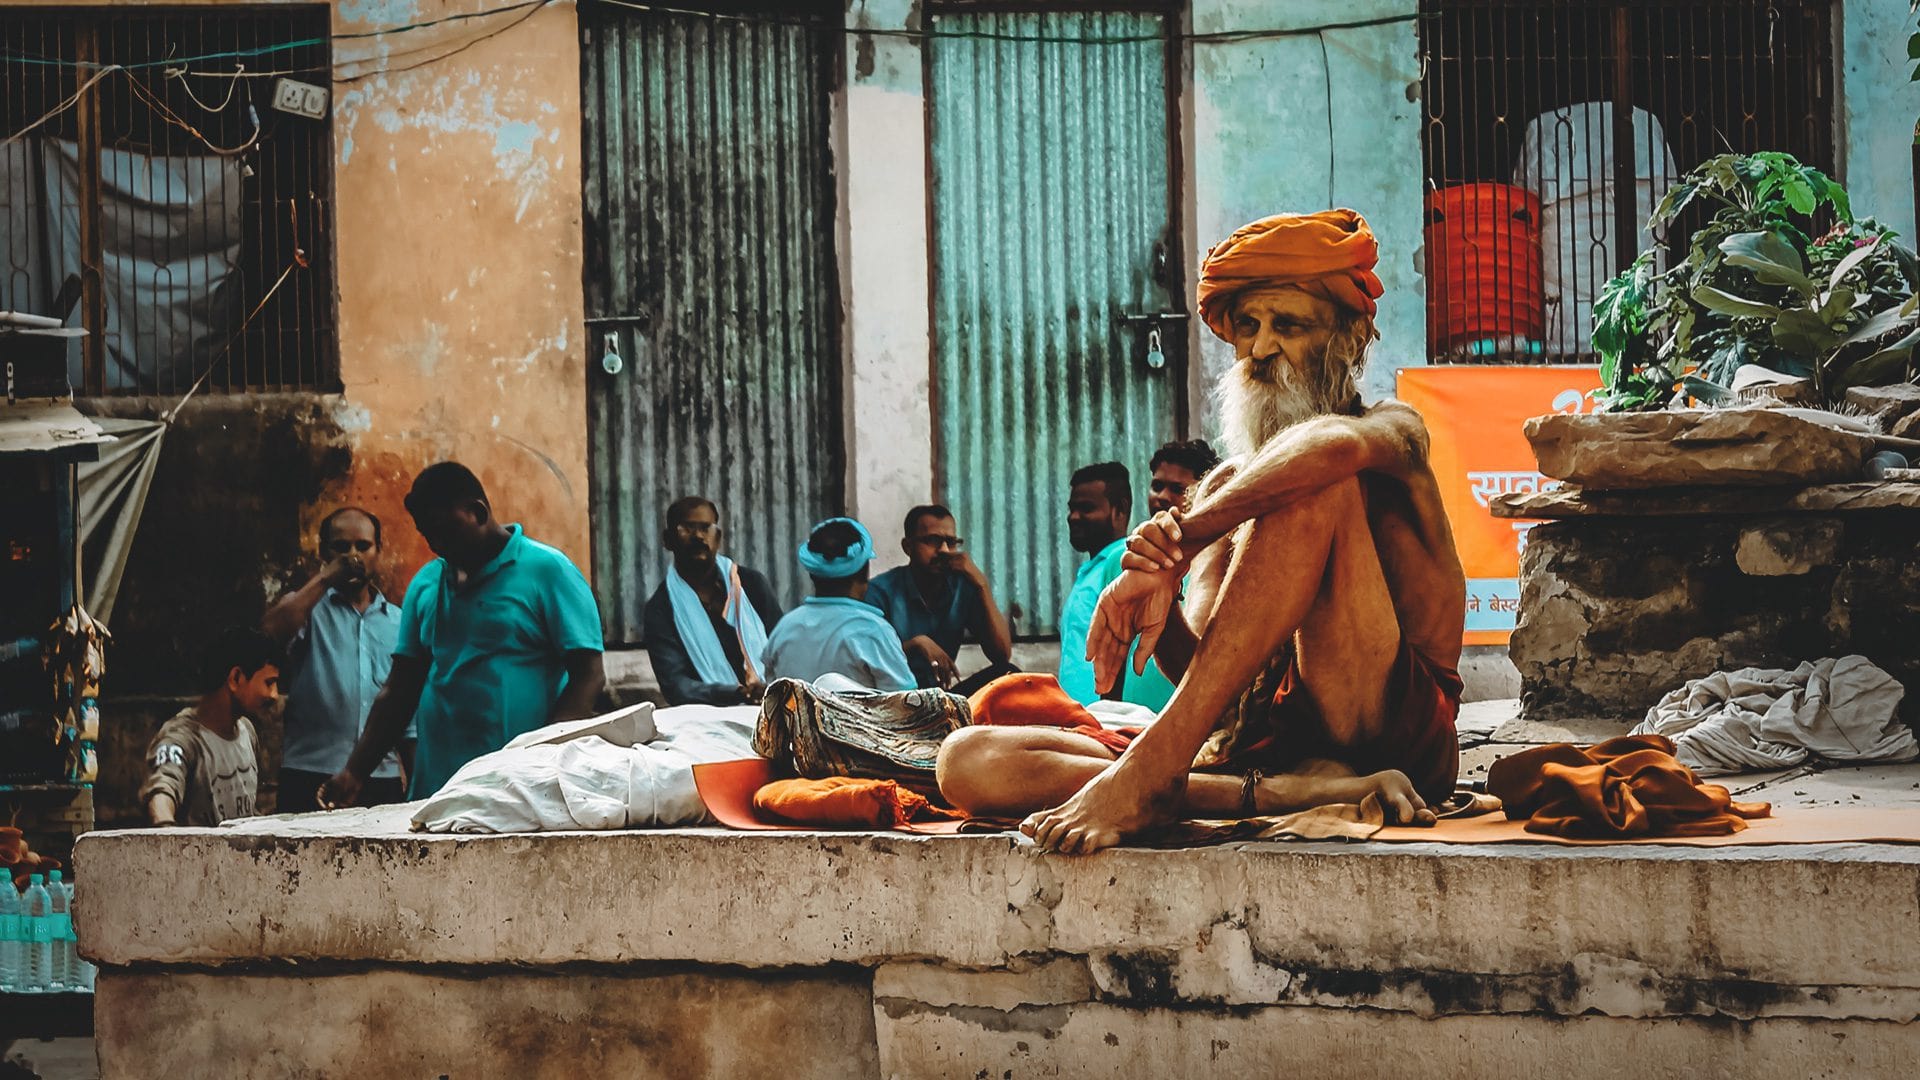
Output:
1180 417 1382 548
550 654 606 722
343 688 416 780
147 793 178 826
970 576 1016 663
261 575 329 643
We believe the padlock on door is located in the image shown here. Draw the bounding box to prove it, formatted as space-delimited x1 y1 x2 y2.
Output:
601 332 624 375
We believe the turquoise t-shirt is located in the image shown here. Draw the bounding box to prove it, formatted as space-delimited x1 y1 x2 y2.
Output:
1056 537 1177 711
395 525 604 797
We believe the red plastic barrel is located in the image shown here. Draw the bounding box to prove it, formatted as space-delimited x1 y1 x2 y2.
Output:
1425 183 1545 354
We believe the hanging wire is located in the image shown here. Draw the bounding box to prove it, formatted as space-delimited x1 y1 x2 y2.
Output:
2 65 119 146
0 0 1425 76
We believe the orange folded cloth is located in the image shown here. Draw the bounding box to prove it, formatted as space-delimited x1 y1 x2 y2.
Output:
967 672 1138 754
1487 734 1771 839
1195 208 1384 341
2 826 62 890
752 776 966 828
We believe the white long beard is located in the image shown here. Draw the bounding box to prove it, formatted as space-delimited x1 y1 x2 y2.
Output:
1213 362 1320 458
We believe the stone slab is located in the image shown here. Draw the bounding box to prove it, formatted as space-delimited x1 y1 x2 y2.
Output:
75 811 1920 1015
875 994 1920 1080
95 969 879 1080
1453 698 1518 744
1524 409 1875 490
1735 764 1920 809
1491 481 1920 519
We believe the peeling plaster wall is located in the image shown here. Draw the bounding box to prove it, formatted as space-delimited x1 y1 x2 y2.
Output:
1838 0 1920 245
328 0 588 589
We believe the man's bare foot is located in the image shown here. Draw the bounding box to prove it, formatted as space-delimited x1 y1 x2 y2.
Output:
1020 759 1182 854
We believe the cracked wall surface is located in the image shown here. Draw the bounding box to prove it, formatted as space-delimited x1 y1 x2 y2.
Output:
75 813 1920 1075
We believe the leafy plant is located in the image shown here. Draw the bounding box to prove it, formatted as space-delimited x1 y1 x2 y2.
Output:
1593 153 1920 410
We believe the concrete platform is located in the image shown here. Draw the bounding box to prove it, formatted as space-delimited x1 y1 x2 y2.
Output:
74 701 1920 1078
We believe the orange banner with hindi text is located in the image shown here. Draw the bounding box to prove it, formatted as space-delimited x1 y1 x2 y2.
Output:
1395 365 1603 646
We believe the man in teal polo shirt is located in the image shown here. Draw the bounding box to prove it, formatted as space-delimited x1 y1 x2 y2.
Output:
318 462 606 804
1058 461 1175 710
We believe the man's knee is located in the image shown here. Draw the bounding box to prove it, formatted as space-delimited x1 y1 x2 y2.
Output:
935 726 1019 813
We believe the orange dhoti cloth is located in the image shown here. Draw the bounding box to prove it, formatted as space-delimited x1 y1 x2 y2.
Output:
1486 734 1772 839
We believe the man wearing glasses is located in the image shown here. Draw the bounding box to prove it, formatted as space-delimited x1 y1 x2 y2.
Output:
262 507 412 811
643 495 784 705
865 504 1016 694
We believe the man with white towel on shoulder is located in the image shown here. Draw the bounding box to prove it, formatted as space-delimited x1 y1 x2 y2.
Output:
642 495 784 706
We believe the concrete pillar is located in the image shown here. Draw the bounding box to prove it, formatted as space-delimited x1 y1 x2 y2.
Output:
839 0 933 573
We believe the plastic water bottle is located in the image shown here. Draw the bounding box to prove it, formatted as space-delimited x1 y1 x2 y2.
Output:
23 873 52 991
47 870 71 990
0 877 21 990
66 876 93 992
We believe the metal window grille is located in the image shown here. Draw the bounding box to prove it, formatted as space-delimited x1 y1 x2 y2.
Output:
1418 0 1835 363
1 5 337 396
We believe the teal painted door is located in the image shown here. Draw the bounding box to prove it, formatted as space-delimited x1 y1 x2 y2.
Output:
929 9 1185 637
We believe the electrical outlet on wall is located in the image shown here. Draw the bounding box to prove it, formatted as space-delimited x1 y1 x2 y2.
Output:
271 78 328 120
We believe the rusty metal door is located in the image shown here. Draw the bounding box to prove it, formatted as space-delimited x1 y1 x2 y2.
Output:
928 7 1186 637
580 2 843 644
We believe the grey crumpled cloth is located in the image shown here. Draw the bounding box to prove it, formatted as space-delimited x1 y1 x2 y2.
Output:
1632 655 1917 776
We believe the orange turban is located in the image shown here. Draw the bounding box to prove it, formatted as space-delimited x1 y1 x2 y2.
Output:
1196 209 1383 342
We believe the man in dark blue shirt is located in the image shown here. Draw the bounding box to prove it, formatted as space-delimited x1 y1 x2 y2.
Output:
865 505 1015 694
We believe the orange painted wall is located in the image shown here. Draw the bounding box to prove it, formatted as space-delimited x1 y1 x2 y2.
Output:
324 0 589 595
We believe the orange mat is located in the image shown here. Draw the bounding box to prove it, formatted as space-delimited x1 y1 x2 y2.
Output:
692 758 965 834
1376 806 1920 846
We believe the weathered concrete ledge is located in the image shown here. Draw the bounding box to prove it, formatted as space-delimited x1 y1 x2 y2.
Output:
75 807 1920 1076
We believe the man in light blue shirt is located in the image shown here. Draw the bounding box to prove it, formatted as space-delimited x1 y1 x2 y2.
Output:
318 463 607 805
263 507 411 812
764 518 917 692
1058 461 1176 710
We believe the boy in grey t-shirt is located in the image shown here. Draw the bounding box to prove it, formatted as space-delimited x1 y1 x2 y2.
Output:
142 629 282 828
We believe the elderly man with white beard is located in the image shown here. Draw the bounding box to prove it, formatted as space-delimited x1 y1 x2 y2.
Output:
936 209 1468 854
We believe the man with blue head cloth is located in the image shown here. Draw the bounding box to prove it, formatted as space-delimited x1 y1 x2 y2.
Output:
762 518 917 691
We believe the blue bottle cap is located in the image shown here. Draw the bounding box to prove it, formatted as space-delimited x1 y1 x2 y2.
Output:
29 874 43 885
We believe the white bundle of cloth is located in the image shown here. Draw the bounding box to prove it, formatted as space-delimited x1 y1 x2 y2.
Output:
410 702 759 833
1632 656 1917 776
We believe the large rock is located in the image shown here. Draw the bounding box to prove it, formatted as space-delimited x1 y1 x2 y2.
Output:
1844 383 1920 425
1525 409 1874 489
1513 512 1920 721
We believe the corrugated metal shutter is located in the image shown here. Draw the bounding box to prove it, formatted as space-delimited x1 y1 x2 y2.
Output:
580 2 843 644
929 9 1183 637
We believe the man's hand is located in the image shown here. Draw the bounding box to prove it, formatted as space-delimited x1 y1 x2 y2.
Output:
903 635 958 688
1121 509 1185 573
740 676 767 704
1088 567 1179 693
317 768 365 810
947 550 989 586
321 553 367 589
